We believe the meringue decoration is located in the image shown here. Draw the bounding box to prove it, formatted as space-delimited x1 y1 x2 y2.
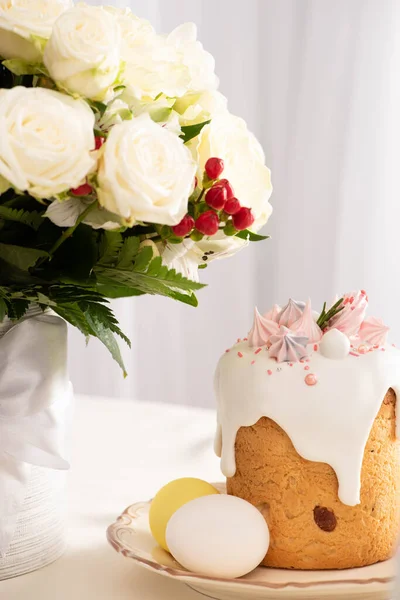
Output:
263 304 281 322
292 299 323 343
268 326 309 363
248 308 279 347
328 291 368 336
319 328 351 360
278 298 304 328
359 317 390 347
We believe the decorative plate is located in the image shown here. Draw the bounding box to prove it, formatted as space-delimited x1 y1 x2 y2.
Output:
107 484 396 600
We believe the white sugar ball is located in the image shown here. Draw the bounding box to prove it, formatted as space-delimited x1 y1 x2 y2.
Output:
320 329 350 360
166 494 269 579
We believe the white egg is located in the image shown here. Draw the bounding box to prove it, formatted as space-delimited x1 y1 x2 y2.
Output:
165 494 270 579
320 328 350 359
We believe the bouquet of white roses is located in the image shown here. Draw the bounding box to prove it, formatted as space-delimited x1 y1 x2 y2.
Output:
0 0 273 374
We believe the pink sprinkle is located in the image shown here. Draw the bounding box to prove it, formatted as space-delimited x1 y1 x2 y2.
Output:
392 343 397 348
267 370 272 375
304 366 310 370
305 373 317 386
237 352 243 358
349 351 359 357
313 344 318 352
300 359 305 363
225 349 230 353
289 363 293 367
306 358 310 362
381 348 386 352
255 348 262 355
243 337 248 341
237 338 241 343
373 344 379 349
358 344 368 354
251 360 255 365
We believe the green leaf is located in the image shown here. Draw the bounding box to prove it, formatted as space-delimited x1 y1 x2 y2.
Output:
88 100 108 117
180 120 211 143
132 247 153 272
0 298 7 321
53 302 94 337
0 206 43 230
0 243 48 271
83 307 127 376
117 237 140 269
235 230 270 242
53 296 130 375
97 283 145 299
6 299 29 321
2 59 46 76
98 232 124 266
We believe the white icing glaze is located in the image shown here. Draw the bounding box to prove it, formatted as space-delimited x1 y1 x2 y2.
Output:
215 342 400 506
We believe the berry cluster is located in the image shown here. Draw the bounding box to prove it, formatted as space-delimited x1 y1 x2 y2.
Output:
172 157 255 239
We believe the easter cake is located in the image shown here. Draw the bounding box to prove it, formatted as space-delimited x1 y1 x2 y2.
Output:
214 292 400 570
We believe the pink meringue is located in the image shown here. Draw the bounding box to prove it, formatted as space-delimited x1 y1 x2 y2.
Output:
359 316 389 346
278 299 304 328
264 304 281 322
248 308 280 347
292 299 323 343
269 326 309 362
327 290 368 337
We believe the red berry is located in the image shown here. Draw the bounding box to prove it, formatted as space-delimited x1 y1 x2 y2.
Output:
172 214 195 237
71 182 93 196
205 185 227 210
215 178 234 199
232 207 255 231
195 210 220 236
224 197 241 215
95 136 104 150
205 157 224 180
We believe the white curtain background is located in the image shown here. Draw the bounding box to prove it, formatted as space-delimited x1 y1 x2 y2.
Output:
69 0 400 407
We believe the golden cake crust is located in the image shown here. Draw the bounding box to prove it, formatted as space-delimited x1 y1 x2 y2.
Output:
227 389 400 570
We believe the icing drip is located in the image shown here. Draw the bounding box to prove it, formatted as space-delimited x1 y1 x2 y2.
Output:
292 299 323 343
359 317 389 347
327 291 368 336
214 341 400 506
248 308 279 347
278 299 303 328
268 326 309 363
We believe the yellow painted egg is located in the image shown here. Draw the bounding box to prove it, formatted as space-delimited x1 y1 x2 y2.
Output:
149 478 219 551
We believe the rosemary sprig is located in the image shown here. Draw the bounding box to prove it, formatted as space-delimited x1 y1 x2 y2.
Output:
317 297 344 330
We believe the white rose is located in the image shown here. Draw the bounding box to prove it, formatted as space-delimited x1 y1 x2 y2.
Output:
44 4 121 100
0 86 96 199
97 114 197 226
167 23 218 93
104 5 154 53
195 112 273 230
121 31 190 100
0 0 72 61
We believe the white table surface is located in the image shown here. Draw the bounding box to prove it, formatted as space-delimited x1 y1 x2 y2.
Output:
1 395 223 600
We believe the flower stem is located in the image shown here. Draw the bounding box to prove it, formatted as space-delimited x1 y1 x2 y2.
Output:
48 199 98 258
